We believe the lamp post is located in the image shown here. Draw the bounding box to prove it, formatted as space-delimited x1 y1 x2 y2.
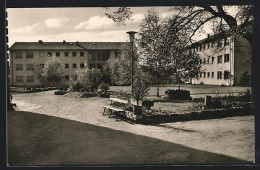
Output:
126 31 137 98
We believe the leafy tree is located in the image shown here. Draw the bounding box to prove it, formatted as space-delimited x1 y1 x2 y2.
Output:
105 43 138 86
37 56 64 86
138 9 175 96
76 68 102 91
133 67 151 105
106 6 253 45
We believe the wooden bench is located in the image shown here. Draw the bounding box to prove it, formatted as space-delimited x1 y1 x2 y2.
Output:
103 96 129 118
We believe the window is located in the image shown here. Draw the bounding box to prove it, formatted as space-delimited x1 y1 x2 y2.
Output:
72 52 77 57
65 52 69 57
26 52 34 58
203 72 206 78
89 52 96 61
199 59 202 64
224 54 230 62
217 55 222 64
47 52 52 57
102 52 109 61
15 52 23 59
90 64 95 69
207 43 210 49
39 52 44 57
217 40 222 47
211 41 214 47
224 38 229 46
80 63 84 68
203 58 206 64
65 64 69 69
56 52 60 57
199 73 202 78
207 72 210 78
26 64 34 71
203 44 206 50
65 75 69 80
97 64 102 70
97 52 102 61
40 64 44 68
207 57 210 64
80 52 84 57
27 76 34 82
115 51 120 57
16 76 23 83
73 75 77 80
217 71 222 79
15 64 23 71
72 64 77 69
211 57 214 64
224 71 230 79
211 72 214 78
199 46 202 51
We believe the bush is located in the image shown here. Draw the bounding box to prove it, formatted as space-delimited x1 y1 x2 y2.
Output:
59 83 69 91
71 82 83 92
165 89 192 100
54 90 67 95
98 83 109 92
80 91 97 98
239 89 252 102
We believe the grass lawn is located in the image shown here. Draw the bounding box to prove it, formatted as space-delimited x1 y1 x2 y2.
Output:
109 84 251 98
7 90 255 165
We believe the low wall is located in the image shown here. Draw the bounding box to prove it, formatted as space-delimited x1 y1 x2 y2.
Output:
137 107 254 124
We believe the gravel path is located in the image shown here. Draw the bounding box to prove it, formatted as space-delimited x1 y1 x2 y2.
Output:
9 90 255 164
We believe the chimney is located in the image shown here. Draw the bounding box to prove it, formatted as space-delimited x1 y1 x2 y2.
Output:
207 34 210 38
76 41 79 45
63 40 66 44
38 40 43 43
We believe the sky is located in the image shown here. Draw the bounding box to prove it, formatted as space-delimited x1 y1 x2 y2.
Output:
7 7 177 46
7 7 240 47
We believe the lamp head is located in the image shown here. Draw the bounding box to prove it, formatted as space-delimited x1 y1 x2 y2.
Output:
127 31 137 43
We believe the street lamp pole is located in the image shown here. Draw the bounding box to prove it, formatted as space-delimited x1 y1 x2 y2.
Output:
126 31 137 98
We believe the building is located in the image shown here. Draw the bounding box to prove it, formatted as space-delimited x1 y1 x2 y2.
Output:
188 33 252 86
9 40 124 86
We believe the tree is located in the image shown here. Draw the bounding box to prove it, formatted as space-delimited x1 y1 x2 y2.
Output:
105 42 138 86
76 68 102 91
105 6 253 45
132 67 151 105
40 56 64 86
138 9 175 96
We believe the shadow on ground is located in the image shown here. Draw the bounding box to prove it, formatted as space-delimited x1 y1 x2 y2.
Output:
7 110 248 166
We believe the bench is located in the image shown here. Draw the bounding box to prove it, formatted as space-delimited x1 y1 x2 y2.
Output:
103 96 129 119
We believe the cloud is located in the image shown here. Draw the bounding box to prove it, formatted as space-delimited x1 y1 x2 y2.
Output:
11 23 42 34
44 17 71 28
160 11 174 19
130 13 145 24
74 15 116 31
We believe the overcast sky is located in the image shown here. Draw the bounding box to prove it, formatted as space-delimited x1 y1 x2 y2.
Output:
7 7 239 46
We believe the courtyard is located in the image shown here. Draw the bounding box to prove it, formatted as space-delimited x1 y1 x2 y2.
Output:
7 85 255 165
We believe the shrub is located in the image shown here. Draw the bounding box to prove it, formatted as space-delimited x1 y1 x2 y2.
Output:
54 90 67 95
80 91 97 98
77 68 102 91
59 83 69 91
71 82 83 92
165 89 192 100
98 83 110 92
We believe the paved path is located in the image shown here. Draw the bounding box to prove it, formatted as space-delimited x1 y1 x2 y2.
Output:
9 90 255 165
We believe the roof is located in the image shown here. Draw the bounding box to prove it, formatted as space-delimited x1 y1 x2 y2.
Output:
9 41 126 51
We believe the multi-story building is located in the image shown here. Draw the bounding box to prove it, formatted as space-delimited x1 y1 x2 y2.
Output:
188 33 252 86
9 40 124 86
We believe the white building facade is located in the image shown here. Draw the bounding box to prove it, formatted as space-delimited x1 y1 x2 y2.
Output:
190 33 251 86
